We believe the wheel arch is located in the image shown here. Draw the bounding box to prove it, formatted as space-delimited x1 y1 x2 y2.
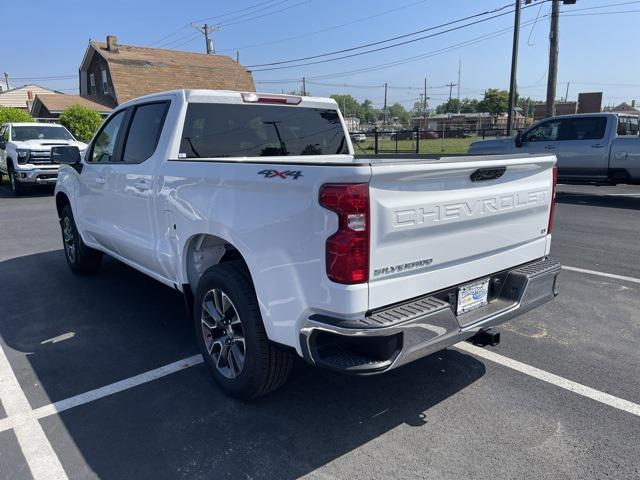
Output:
182 233 251 294
55 191 71 219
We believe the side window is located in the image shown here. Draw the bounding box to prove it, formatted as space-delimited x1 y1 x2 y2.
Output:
89 74 96 95
101 70 109 94
89 110 126 163
122 102 169 164
0 126 6 145
617 117 639 136
557 117 607 141
523 120 560 142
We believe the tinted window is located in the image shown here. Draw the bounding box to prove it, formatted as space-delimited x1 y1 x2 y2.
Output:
11 126 74 141
556 117 607 141
90 110 126 163
180 103 348 158
617 116 639 136
122 102 169 163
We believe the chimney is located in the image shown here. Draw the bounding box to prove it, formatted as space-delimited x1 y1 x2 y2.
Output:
106 35 119 53
632 100 636 108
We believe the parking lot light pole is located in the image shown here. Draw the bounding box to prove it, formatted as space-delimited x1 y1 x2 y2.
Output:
507 0 521 136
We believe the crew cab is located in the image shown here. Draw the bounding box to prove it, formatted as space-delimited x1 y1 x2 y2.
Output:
0 122 87 195
468 112 640 185
53 89 560 399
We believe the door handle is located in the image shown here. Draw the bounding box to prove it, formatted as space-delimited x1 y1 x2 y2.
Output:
544 145 557 150
95 177 105 185
134 179 151 191
591 144 605 149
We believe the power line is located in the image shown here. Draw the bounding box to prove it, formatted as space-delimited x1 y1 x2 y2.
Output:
247 1 547 71
246 2 516 68
216 0 428 53
148 0 279 46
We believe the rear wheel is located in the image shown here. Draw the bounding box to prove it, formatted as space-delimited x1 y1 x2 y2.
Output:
194 261 294 399
60 205 102 274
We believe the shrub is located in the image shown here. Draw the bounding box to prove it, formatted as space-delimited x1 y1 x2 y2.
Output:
0 107 34 124
59 105 103 142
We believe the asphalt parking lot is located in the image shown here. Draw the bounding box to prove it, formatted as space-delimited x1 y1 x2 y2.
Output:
0 182 639 480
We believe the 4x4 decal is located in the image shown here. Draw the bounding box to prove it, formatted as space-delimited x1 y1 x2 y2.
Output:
257 169 303 180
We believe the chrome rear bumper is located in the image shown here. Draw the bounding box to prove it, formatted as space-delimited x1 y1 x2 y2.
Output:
300 257 561 374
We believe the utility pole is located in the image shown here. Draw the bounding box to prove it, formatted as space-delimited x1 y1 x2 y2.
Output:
191 23 219 54
423 77 428 129
507 0 521 136
564 81 570 102
545 0 560 117
302 77 306 96
383 82 388 128
457 59 461 113
446 82 458 103
3 72 9 91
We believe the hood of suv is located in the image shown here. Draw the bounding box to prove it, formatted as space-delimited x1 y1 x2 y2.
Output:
11 139 88 150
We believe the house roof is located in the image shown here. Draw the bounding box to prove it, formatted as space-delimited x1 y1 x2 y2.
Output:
31 94 115 115
86 40 255 104
0 84 58 108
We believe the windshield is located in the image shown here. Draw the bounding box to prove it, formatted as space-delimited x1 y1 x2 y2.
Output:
11 126 75 141
180 103 349 158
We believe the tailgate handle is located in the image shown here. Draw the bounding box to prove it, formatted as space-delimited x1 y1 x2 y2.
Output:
470 167 506 182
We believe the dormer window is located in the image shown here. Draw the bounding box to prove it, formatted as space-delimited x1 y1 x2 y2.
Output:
89 73 96 95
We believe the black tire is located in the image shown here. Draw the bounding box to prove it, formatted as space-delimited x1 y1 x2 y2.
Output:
8 165 26 196
60 205 102 274
194 261 294 399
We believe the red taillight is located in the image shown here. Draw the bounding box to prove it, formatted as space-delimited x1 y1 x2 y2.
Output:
319 183 370 284
548 166 558 234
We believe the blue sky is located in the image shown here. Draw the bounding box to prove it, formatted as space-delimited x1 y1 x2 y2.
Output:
3 0 639 109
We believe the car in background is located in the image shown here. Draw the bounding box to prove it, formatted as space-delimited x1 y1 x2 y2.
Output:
468 113 640 185
0 123 87 195
350 133 367 142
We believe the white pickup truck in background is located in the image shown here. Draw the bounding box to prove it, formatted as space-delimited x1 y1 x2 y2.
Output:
53 89 560 399
469 112 640 185
0 122 87 195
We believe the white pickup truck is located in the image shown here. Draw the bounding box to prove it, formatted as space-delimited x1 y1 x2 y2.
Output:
469 112 640 185
53 89 560 399
0 122 87 195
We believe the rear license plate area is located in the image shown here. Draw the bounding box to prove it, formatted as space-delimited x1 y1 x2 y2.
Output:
457 278 489 315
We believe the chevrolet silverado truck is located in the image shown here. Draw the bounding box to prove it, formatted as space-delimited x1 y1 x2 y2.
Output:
52 90 560 399
0 122 87 195
469 112 640 185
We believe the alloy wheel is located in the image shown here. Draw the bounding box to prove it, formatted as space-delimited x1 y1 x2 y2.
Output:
62 216 76 263
201 288 246 379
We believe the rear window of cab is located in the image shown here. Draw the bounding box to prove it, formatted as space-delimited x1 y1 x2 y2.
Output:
179 103 348 158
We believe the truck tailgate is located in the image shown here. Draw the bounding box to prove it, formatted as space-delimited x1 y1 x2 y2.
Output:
368 154 556 309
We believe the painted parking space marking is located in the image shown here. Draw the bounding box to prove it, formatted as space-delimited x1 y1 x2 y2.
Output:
562 265 640 285
456 342 640 418
0 343 68 479
0 354 203 435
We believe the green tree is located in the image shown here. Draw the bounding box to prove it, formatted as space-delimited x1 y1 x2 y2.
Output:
477 89 509 118
330 94 361 119
59 105 102 142
0 107 34 124
517 96 542 118
460 98 479 113
359 99 379 124
435 98 461 115
387 103 410 125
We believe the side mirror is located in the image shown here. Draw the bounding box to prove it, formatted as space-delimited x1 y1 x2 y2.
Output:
51 145 81 165
515 130 524 148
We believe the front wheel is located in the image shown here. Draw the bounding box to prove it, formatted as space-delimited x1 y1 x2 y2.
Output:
60 205 102 274
194 261 294 399
8 166 26 196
